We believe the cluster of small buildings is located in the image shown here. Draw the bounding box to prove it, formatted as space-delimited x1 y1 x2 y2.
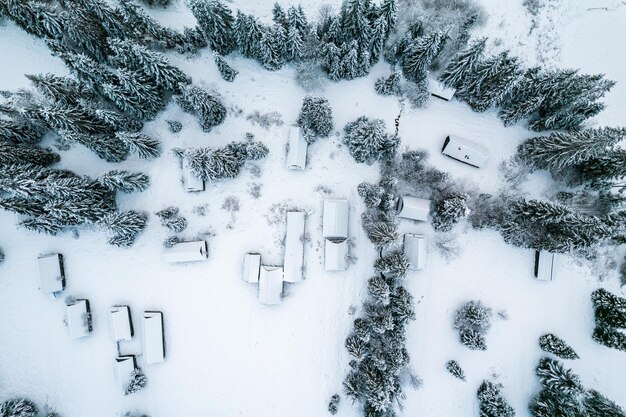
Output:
37 253 165 394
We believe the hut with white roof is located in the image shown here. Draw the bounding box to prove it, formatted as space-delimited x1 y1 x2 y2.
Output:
115 355 136 392
258 266 283 305
38 253 65 299
142 311 165 364
323 199 349 239
110 305 133 342
396 196 431 222
403 234 427 270
163 240 208 263
286 126 308 170
242 253 261 284
283 211 305 283
324 238 348 271
67 299 91 339
534 250 556 281
441 135 490 168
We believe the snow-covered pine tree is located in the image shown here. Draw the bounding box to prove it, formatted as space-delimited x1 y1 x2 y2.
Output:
175 84 227 132
297 96 333 143
592 288 626 329
90 106 144 132
116 0 183 49
0 0 65 40
432 193 470 232
364 220 398 248
62 2 112 62
124 368 148 395
140 0 171 6
339 41 361 80
477 381 516 417
379 0 397 39
374 250 410 278
0 398 39 417
188 0 236 55
115 132 161 159
102 68 165 120
343 116 398 164
583 389 626 417
517 127 626 172
26 73 94 106
258 26 286 71
272 3 288 29
98 170 150 193
0 119 45 144
341 0 372 48
72 0 128 41
214 54 238 82
454 300 492 350
439 38 487 88
155 207 188 233
446 360 466 381
538 334 579 360
573 150 626 190
374 71 401 96
286 25 304 62
59 130 130 163
167 120 182 133
369 16 387 63
50 45 116 90
357 182 384 207
0 144 59 167
536 357 584 397
101 210 148 247
592 323 626 353
328 394 340 415
25 103 110 135
401 31 447 83
108 38 191 93
234 12 264 59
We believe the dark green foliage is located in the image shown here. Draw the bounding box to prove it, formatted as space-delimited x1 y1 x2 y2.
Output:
116 0 184 49
25 103 110 135
59 131 129 163
328 394 340 415
446 360 466 381
538 334 579 360
26 73 94 106
374 251 411 278
477 380 516 417
374 72 401 96
454 300 492 350
175 84 227 132
592 288 626 334
98 171 150 193
0 398 38 417
140 0 171 6
343 116 398 164
0 0 65 39
102 68 165 120
0 248 4 264
363 218 399 248
358 182 384 208
62 2 112 62
297 96 333 143
439 38 486 88
189 0 236 55
573 150 626 190
0 144 59 166
214 54 238 82
583 389 626 417
0 119 46 144
592 324 626 352
431 193 469 232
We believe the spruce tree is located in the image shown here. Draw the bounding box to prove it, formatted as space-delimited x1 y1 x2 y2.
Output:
379 0 397 39
0 119 45 144
364 220 398 248
477 381 516 417
234 12 264 59
454 301 492 350
573 150 626 190
59 131 130 163
116 132 161 159
101 210 148 247
439 38 487 88
214 54 238 82
592 324 626 352
25 103 110 135
26 73 93 106
538 334 579 360
0 398 39 417
272 3 288 29
328 394 340 415
401 31 447 83
98 170 150 193
124 368 148 395
297 96 334 142
432 193 470 232
175 84 227 132
375 71 401 96
258 26 286 71
446 360 466 381
343 116 398 164
1 0 65 40
102 68 165 120
116 0 183 49
62 3 112 62
341 0 372 47
155 207 187 233
0 144 59 167
188 0 236 55
374 250 411 277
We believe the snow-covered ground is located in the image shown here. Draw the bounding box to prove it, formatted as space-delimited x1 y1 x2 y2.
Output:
1 1 625 416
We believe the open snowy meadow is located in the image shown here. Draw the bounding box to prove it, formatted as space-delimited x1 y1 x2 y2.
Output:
0 0 625 417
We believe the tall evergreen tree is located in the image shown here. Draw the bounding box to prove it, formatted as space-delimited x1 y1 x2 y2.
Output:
401 31 447 82
343 116 398 164
0 144 60 167
26 73 94 106
175 84 227 132
379 0 397 39
0 0 65 39
477 381 516 417
214 54 238 82
62 3 112 62
98 170 150 193
188 0 236 55
538 334 579 360
102 68 165 120
439 38 487 88
234 12 264 59
297 96 334 142
0 119 45 144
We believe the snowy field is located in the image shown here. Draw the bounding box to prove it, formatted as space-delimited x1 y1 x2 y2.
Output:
1 1 626 416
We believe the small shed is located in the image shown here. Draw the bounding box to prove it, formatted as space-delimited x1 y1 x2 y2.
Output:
110 305 133 342
182 158 205 192
284 211 305 283
115 355 136 392
163 240 208 263
404 234 427 270
396 196 431 222
143 311 165 365
323 199 349 239
38 253 65 298
258 266 283 305
67 299 91 340
243 253 261 284
441 135 489 168
429 78 456 101
534 250 556 281
324 238 348 271
287 126 308 170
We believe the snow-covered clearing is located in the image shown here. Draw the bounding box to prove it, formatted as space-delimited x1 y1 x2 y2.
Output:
1 1 625 416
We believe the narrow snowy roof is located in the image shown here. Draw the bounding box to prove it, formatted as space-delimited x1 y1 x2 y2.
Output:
258 266 283 305
324 238 348 272
283 211 305 283
38 253 64 296
67 300 90 340
323 199 349 239
115 356 136 392
163 241 208 263
534 250 555 281
243 253 261 284
110 305 132 342
404 234 427 271
143 311 164 365
428 77 456 101
442 135 490 168
287 126 307 170
397 196 431 222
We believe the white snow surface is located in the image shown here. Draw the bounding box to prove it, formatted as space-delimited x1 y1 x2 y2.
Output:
1 1 626 416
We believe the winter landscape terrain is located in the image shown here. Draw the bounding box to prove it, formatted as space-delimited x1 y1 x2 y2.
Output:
0 1 625 417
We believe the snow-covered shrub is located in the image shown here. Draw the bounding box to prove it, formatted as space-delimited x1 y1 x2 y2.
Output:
363 217 399 248
124 368 148 395
375 72 401 96
102 211 149 248
343 116 398 164
155 207 187 233
214 54 238 82
538 334 579 360
374 250 411 278
394 150 449 195
222 196 240 212
297 96 333 143
434 234 461 262
166 120 182 133
0 248 5 264
523 0 543 15
477 380 515 417
175 84 226 132
163 235 181 248
454 300 492 350
246 111 284 129
446 360 466 381
328 394 340 415
0 398 38 417
248 183 262 199
122 412 149 417
357 182 385 208
431 193 470 232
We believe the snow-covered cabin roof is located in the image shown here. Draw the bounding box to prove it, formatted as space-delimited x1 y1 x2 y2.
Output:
67 299 90 340
38 253 65 297
182 157 205 192
428 78 456 101
323 199 349 239
397 196 431 222
324 238 348 272
284 211 305 283
110 305 133 342
115 356 136 392
163 241 208 263
243 253 261 284
534 250 556 281
142 311 165 365
258 266 283 305
404 234 427 271
442 135 490 168
287 126 308 170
